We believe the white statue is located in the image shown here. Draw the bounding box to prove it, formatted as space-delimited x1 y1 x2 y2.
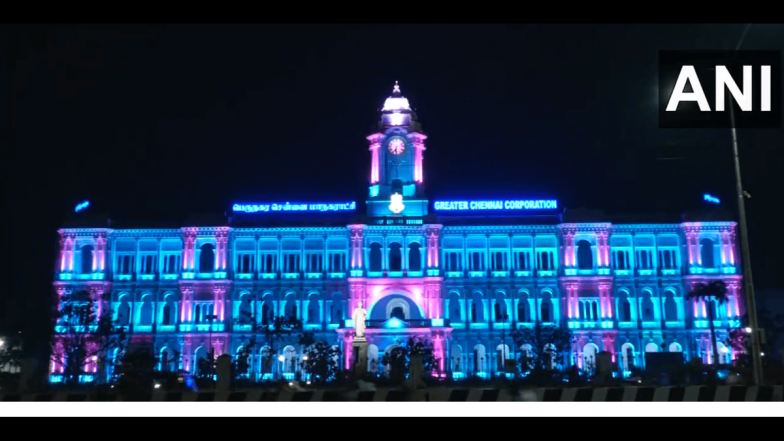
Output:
352 301 367 339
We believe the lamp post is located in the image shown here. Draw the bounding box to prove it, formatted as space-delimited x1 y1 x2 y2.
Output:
728 23 764 386
207 313 218 379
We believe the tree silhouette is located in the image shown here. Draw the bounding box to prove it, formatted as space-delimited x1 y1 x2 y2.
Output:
299 334 341 385
511 321 575 374
50 290 125 385
687 280 727 365
232 308 303 380
379 337 435 383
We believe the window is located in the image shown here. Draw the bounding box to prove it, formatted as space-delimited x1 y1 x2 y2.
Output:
391 307 405 320
260 253 276 273
613 249 630 269
537 250 555 271
491 251 507 271
636 249 653 270
700 239 715 268
664 291 678 321
329 252 347 273
619 297 632 322
195 303 215 323
306 253 323 273
139 296 154 325
408 243 422 271
116 255 135 275
514 251 531 270
283 253 300 273
80 245 94 274
199 244 215 273
388 242 402 271
579 300 600 321
659 249 678 269
641 292 655 321
140 255 157 275
163 254 180 274
540 294 553 322
469 252 485 271
237 254 254 273
368 243 382 272
576 240 593 270
445 251 462 271
517 299 529 322
162 297 176 325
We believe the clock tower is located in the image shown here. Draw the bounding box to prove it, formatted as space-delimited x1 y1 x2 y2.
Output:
366 82 429 219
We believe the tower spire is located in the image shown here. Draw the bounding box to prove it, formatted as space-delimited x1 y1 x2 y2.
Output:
393 81 401 95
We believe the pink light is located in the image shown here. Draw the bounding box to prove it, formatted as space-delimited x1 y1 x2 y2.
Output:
694 299 700 318
701 299 707 318
726 300 732 317
370 144 380 184
60 252 66 271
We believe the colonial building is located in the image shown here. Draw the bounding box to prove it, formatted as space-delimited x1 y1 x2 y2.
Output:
51 83 743 383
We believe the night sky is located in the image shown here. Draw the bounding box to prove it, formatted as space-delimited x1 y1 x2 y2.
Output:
3 24 783 355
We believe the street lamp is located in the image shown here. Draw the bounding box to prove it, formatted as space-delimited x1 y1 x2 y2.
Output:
207 314 218 379
728 23 764 386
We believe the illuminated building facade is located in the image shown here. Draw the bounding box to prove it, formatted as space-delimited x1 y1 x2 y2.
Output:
51 83 743 382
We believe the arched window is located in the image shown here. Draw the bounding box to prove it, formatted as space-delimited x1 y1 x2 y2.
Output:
664 290 678 321
193 346 209 376
645 343 659 353
330 293 343 324
284 294 297 319
700 238 715 268
669 342 682 353
117 296 131 325
621 343 635 371
541 292 553 323
162 294 176 325
260 347 272 374
307 293 320 324
618 292 632 322
448 292 462 321
641 292 655 322
576 240 593 270
369 243 382 272
517 295 529 322
473 344 486 373
80 245 94 274
199 244 215 273
261 303 271 325
388 242 402 271
496 344 510 370
494 292 507 321
452 344 463 373
582 343 599 372
408 243 422 272
368 345 379 373
390 307 405 320
239 294 253 323
471 292 483 323
283 346 297 373
139 296 153 325
160 347 176 372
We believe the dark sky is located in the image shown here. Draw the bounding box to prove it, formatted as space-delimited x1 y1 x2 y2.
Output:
3 24 783 348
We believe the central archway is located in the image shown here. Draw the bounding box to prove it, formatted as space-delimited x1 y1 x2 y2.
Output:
367 288 425 320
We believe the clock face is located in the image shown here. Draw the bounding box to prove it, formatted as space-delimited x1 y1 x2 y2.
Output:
388 138 406 155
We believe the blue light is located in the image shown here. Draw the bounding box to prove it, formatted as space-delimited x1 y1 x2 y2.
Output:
382 317 406 329
75 200 90 212
703 194 720 204
433 199 558 211
232 202 356 213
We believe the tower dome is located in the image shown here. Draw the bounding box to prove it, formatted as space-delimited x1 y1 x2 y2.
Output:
382 81 410 112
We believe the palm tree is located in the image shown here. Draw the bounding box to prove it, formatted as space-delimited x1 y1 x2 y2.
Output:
687 280 728 365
